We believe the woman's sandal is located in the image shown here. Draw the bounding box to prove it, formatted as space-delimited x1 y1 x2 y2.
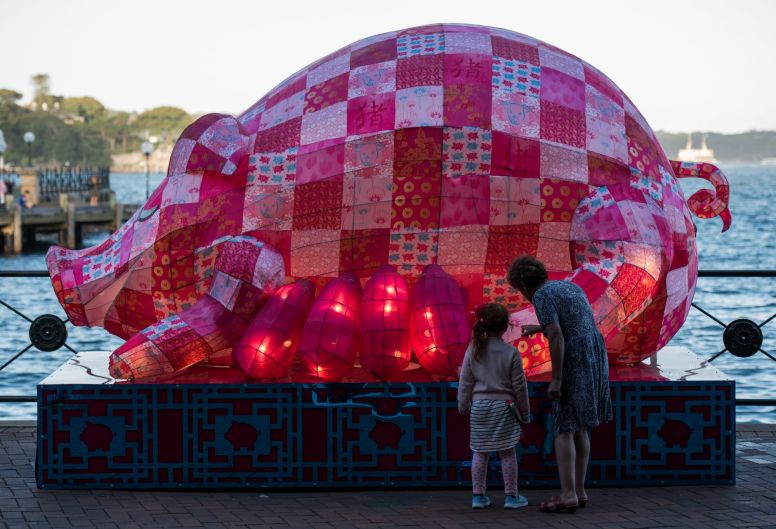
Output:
539 496 578 514
578 497 588 508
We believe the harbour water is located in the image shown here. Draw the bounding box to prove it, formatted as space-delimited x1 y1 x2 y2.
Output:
0 167 774 421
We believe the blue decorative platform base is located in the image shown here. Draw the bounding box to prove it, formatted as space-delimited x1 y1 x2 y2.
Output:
36 347 734 489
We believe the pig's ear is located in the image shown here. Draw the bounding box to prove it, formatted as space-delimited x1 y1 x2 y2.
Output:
167 113 250 177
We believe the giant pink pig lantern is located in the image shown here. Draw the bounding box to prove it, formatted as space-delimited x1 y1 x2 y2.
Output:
45 24 730 381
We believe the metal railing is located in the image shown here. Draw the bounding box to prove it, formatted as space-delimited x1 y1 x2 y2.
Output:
37 167 110 203
0 269 773 407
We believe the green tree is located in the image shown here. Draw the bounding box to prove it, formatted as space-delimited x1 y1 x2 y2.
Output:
31 73 52 109
0 105 111 166
133 105 190 143
0 89 23 106
91 110 132 153
61 96 105 123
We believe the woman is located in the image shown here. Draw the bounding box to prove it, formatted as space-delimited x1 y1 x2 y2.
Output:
507 255 612 513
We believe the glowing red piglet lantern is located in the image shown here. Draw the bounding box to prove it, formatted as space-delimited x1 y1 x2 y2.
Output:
410 265 470 377
299 273 361 380
233 279 314 379
359 265 410 379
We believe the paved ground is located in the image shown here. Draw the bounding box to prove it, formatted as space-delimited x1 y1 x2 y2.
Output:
1 423 775 529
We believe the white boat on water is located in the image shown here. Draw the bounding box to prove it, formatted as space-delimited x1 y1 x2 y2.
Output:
676 134 717 163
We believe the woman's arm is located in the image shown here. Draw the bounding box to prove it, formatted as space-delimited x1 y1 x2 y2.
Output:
521 324 542 337
543 321 565 400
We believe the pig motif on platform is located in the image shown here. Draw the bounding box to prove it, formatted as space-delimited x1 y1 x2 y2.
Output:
46 24 730 382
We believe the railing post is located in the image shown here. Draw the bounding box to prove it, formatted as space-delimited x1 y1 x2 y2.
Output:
114 202 123 231
66 201 76 250
11 198 21 254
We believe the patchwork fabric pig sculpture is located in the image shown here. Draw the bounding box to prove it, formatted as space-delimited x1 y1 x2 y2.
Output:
46 24 730 381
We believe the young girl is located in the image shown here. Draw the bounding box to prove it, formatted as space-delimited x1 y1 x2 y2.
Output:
457 303 531 509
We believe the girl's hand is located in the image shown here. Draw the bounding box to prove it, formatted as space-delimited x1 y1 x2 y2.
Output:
521 324 542 337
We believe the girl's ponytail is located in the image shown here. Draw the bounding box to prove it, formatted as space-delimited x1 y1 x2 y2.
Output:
471 303 509 362
472 320 488 362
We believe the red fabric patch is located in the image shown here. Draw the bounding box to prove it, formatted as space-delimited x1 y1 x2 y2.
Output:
247 230 292 274
293 179 344 230
540 101 585 148
625 115 662 179
490 36 539 64
672 232 690 268
444 54 492 86
304 72 349 114
572 269 609 304
194 190 245 248
295 143 345 185
215 239 261 283
540 67 586 112
113 289 157 336
391 161 441 231
254 116 301 153
394 127 443 161
491 131 540 178
583 65 623 106
540 178 587 223
608 185 648 203
199 169 247 198
396 54 444 89
587 152 630 186
350 39 397 69
180 114 225 141
611 263 656 317
187 143 226 174
444 83 491 128
265 74 307 110
339 229 390 276
440 174 490 227
347 92 396 135
485 224 539 274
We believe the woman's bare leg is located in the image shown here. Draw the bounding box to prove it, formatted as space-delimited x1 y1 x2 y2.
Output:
554 431 578 505
574 428 590 502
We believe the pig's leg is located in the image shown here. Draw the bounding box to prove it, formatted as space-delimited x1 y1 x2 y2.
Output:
108 236 284 380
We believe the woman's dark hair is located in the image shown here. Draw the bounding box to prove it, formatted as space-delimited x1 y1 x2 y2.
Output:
472 303 509 362
507 255 548 292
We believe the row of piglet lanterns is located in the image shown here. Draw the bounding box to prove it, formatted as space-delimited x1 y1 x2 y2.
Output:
232 264 471 381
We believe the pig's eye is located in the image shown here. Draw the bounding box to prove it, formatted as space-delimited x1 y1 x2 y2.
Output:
138 204 159 222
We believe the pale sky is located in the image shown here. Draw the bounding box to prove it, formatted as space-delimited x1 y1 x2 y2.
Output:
2 0 775 133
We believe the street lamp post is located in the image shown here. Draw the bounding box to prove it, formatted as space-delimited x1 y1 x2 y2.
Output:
141 141 154 199
23 132 35 167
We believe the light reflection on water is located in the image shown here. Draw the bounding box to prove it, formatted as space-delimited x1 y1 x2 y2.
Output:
0 168 773 422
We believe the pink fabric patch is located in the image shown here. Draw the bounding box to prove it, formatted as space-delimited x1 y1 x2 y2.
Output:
347 92 396 135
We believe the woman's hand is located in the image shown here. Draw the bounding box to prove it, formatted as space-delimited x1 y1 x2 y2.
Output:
521 324 542 337
547 379 562 400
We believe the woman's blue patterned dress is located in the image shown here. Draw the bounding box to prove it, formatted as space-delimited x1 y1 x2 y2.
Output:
532 280 613 434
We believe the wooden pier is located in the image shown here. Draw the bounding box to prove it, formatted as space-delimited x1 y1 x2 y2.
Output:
0 168 138 253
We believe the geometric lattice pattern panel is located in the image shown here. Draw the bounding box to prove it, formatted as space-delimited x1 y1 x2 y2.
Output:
37 381 734 489
516 381 735 486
